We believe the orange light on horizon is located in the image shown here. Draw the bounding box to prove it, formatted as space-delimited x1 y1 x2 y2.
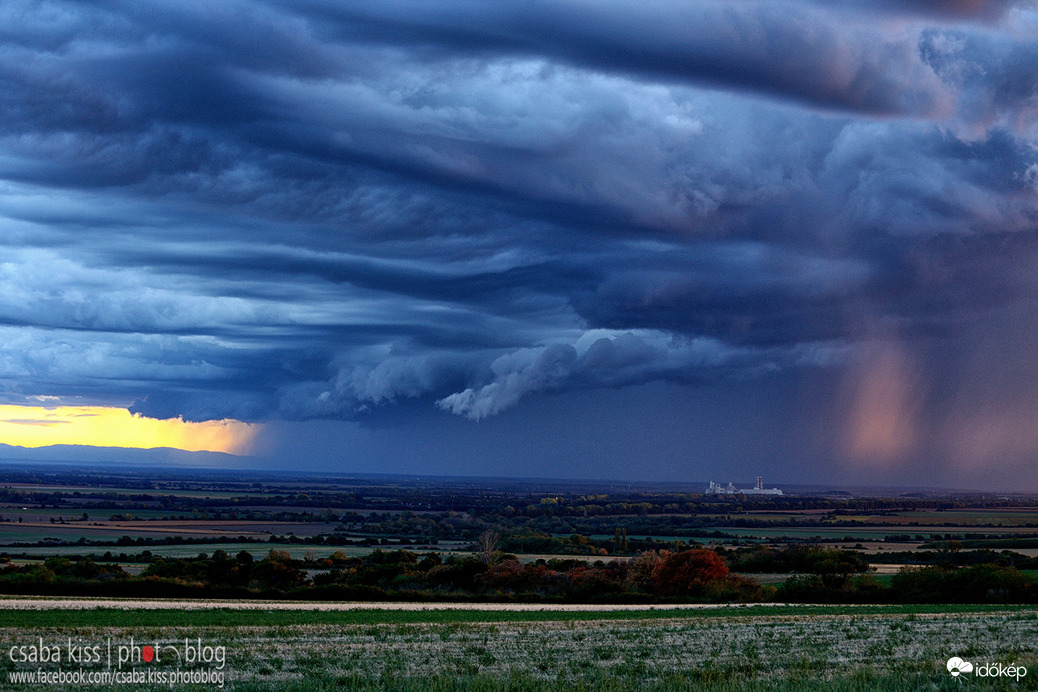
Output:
0 405 258 455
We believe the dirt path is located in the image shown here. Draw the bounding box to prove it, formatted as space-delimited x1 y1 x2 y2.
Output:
0 596 799 611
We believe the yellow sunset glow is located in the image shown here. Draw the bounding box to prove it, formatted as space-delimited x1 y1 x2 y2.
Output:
0 405 258 455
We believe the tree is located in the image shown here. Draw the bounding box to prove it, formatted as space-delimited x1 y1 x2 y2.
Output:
474 530 500 566
626 550 666 593
652 549 729 597
251 549 305 591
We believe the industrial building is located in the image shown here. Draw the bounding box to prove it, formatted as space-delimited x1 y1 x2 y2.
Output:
705 476 783 496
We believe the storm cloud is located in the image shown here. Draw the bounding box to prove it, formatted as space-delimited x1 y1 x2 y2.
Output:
3 0 1038 486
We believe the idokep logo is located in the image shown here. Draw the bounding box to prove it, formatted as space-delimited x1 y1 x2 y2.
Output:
947 656 1027 682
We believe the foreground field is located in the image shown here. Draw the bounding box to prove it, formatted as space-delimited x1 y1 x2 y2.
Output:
0 604 1034 690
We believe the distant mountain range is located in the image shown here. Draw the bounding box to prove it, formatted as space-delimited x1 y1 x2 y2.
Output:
0 443 243 468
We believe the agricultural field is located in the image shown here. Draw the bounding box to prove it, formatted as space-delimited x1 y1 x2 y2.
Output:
824 511 1038 527
0 466 1037 602
0 519 331 542
0 467 1036 689
0 541 476 562
0 603 1035 690
0 483 251 499
706 525 1038 539
711 508 1038 527
0 468 1034 571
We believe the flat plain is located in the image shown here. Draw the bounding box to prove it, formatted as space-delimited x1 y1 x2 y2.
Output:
3 468 1038 689
1 603 1036 690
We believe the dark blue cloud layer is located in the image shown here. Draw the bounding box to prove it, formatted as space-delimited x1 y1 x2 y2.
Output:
2 0 1038 482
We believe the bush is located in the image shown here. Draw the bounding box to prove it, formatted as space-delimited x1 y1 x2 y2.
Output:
652 549 729 597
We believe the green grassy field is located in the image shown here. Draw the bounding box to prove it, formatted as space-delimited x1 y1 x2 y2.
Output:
223 673 1030 691
0 519 340 546
0 603 1032 627
0 543 356 560
0 543 574 562
0 527 272 544
1 604 1034 690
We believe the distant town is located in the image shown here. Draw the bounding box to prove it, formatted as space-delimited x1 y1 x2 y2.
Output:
705 476 783 496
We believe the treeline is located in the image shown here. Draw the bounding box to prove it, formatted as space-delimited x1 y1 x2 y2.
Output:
853 548 1038 569
1 545 1035 604
727 544 1038 570
0 548 766 603
778 564 1037 604
725 545 870 574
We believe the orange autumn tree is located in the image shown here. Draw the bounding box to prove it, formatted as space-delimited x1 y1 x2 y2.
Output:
652 549 729 596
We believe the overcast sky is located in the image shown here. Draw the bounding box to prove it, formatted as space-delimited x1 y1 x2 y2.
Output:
3 1 1038 489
